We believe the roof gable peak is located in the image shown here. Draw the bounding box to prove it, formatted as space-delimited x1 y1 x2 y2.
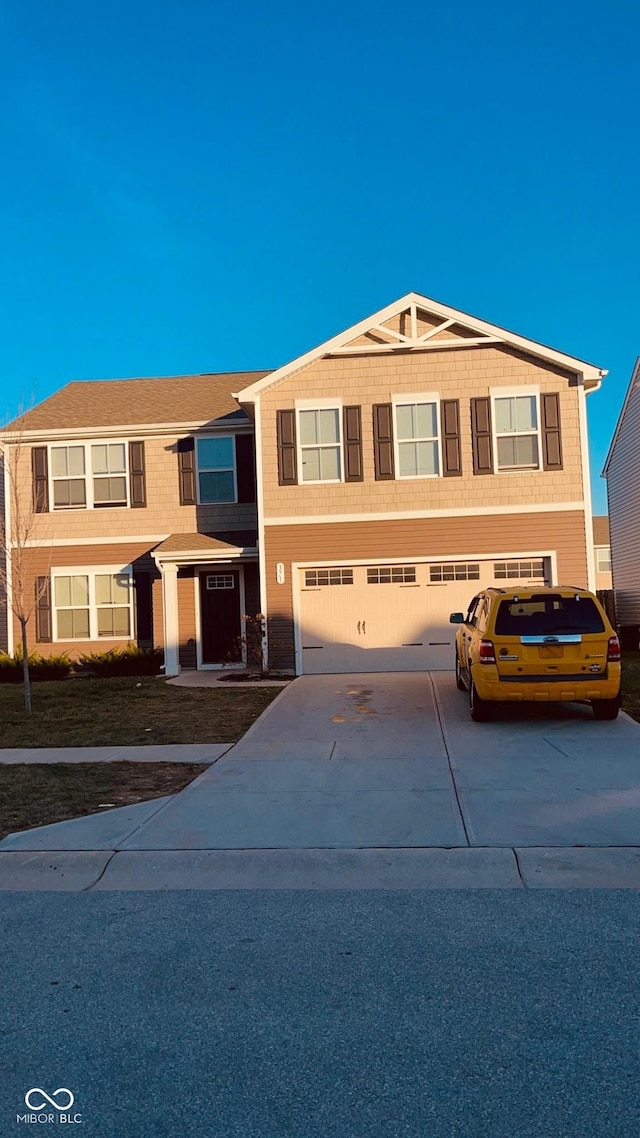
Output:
235 291 605 401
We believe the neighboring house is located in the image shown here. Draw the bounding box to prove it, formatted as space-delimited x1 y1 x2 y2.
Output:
0 292 607 675
592 515 612 591
603 356 640 646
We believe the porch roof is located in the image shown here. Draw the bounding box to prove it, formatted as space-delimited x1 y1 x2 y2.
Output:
153 530 258 563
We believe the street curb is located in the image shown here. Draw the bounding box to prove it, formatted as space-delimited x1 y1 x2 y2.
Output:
2 846 640 891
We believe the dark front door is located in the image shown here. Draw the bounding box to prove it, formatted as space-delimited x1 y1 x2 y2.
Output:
199 570 242 665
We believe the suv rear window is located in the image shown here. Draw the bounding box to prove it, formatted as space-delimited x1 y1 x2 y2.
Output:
494 595 605 636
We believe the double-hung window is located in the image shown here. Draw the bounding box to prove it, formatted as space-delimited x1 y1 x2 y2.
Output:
197 437 236 503
297 407 342 483
53 568 133 641
493 392 541 471
596 547 611 573
394 397 440 477
91 444 127 506
50 442 130 509
51 446 87 509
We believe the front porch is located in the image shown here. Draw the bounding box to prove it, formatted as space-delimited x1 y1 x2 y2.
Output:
152 532 261 676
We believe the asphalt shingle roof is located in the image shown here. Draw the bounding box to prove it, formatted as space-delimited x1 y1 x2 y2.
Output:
3 371 271 433
154 531 258 555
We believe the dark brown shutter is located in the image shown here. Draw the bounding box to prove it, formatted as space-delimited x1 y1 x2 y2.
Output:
35 577 52 643
471 397 493 474
133 569 153 648
441 399 462 477
32 447 49 513
373 403 395 480
128 441 146 508
178 437 196 505
343 405 363 482
277 410 297 486
541 392 563 470
235 434 256 503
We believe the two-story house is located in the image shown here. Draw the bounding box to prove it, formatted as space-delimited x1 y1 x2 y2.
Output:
0 292 606 675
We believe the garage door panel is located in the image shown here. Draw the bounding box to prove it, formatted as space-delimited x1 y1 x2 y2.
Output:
298 558 548 674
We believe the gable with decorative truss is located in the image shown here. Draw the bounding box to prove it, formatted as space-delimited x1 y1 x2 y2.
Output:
336 301 502 355
234 291 605 402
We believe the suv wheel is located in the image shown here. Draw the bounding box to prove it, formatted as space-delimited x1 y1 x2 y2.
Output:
470 677 491 722
592 694 622 721
455 651 466 691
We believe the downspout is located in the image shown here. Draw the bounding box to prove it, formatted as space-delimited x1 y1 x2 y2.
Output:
253 396 269 671
579 378 601 592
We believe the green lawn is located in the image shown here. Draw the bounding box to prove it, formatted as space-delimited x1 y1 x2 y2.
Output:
0 676 282 748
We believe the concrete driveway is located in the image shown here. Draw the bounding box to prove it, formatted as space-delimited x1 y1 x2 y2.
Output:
5 673 639 876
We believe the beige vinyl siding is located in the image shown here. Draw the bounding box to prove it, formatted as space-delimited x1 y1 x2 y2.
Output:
8 435 257 544
264 510 589 671
606 364 640 625
16 542 157 659
261 345 584 520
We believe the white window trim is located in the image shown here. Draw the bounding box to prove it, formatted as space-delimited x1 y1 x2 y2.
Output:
489 387 542 474
295 402 343 486
595 545 611 572
196 435 238 505
391 393 442 480
49 440 130 511
51 564 134 643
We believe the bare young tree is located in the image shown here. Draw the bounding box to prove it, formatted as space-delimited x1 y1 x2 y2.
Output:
0 430 51 712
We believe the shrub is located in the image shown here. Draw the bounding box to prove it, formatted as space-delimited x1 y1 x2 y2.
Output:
78 644 163 678
0 651 72 683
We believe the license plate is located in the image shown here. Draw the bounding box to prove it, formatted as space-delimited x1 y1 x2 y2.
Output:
539 645 564 659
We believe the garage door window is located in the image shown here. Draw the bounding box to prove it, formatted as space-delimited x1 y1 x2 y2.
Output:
430 563 480 582
494 560 545 580
367 566 416 584
305 568 354 586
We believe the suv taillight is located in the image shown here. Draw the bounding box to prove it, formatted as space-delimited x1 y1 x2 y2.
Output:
607 635 621 662
479 639 496 664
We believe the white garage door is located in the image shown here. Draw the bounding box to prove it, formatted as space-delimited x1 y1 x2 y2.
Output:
298 558 548 673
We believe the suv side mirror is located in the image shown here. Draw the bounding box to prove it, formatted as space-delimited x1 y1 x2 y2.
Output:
449 612 464 624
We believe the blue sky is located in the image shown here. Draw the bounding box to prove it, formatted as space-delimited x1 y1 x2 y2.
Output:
1 0 638 513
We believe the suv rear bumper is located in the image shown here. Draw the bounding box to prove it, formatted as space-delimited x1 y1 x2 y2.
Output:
471 664 621 703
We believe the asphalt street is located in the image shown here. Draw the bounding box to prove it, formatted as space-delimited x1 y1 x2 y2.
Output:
2 889 639 1138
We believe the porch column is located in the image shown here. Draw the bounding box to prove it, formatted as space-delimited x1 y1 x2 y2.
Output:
161 562 180 676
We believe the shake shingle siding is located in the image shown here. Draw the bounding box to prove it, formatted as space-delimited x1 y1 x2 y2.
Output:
606 359 640 627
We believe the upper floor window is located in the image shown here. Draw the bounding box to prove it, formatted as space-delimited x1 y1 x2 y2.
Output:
91 444 127 506
51 442 130 509
197 436 236 503
393 399 440 478
298 408 342 483
596 546 611 573
493 393 540 471
51 446 87 508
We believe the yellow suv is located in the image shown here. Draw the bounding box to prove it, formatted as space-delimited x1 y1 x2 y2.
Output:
450 586 622 722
